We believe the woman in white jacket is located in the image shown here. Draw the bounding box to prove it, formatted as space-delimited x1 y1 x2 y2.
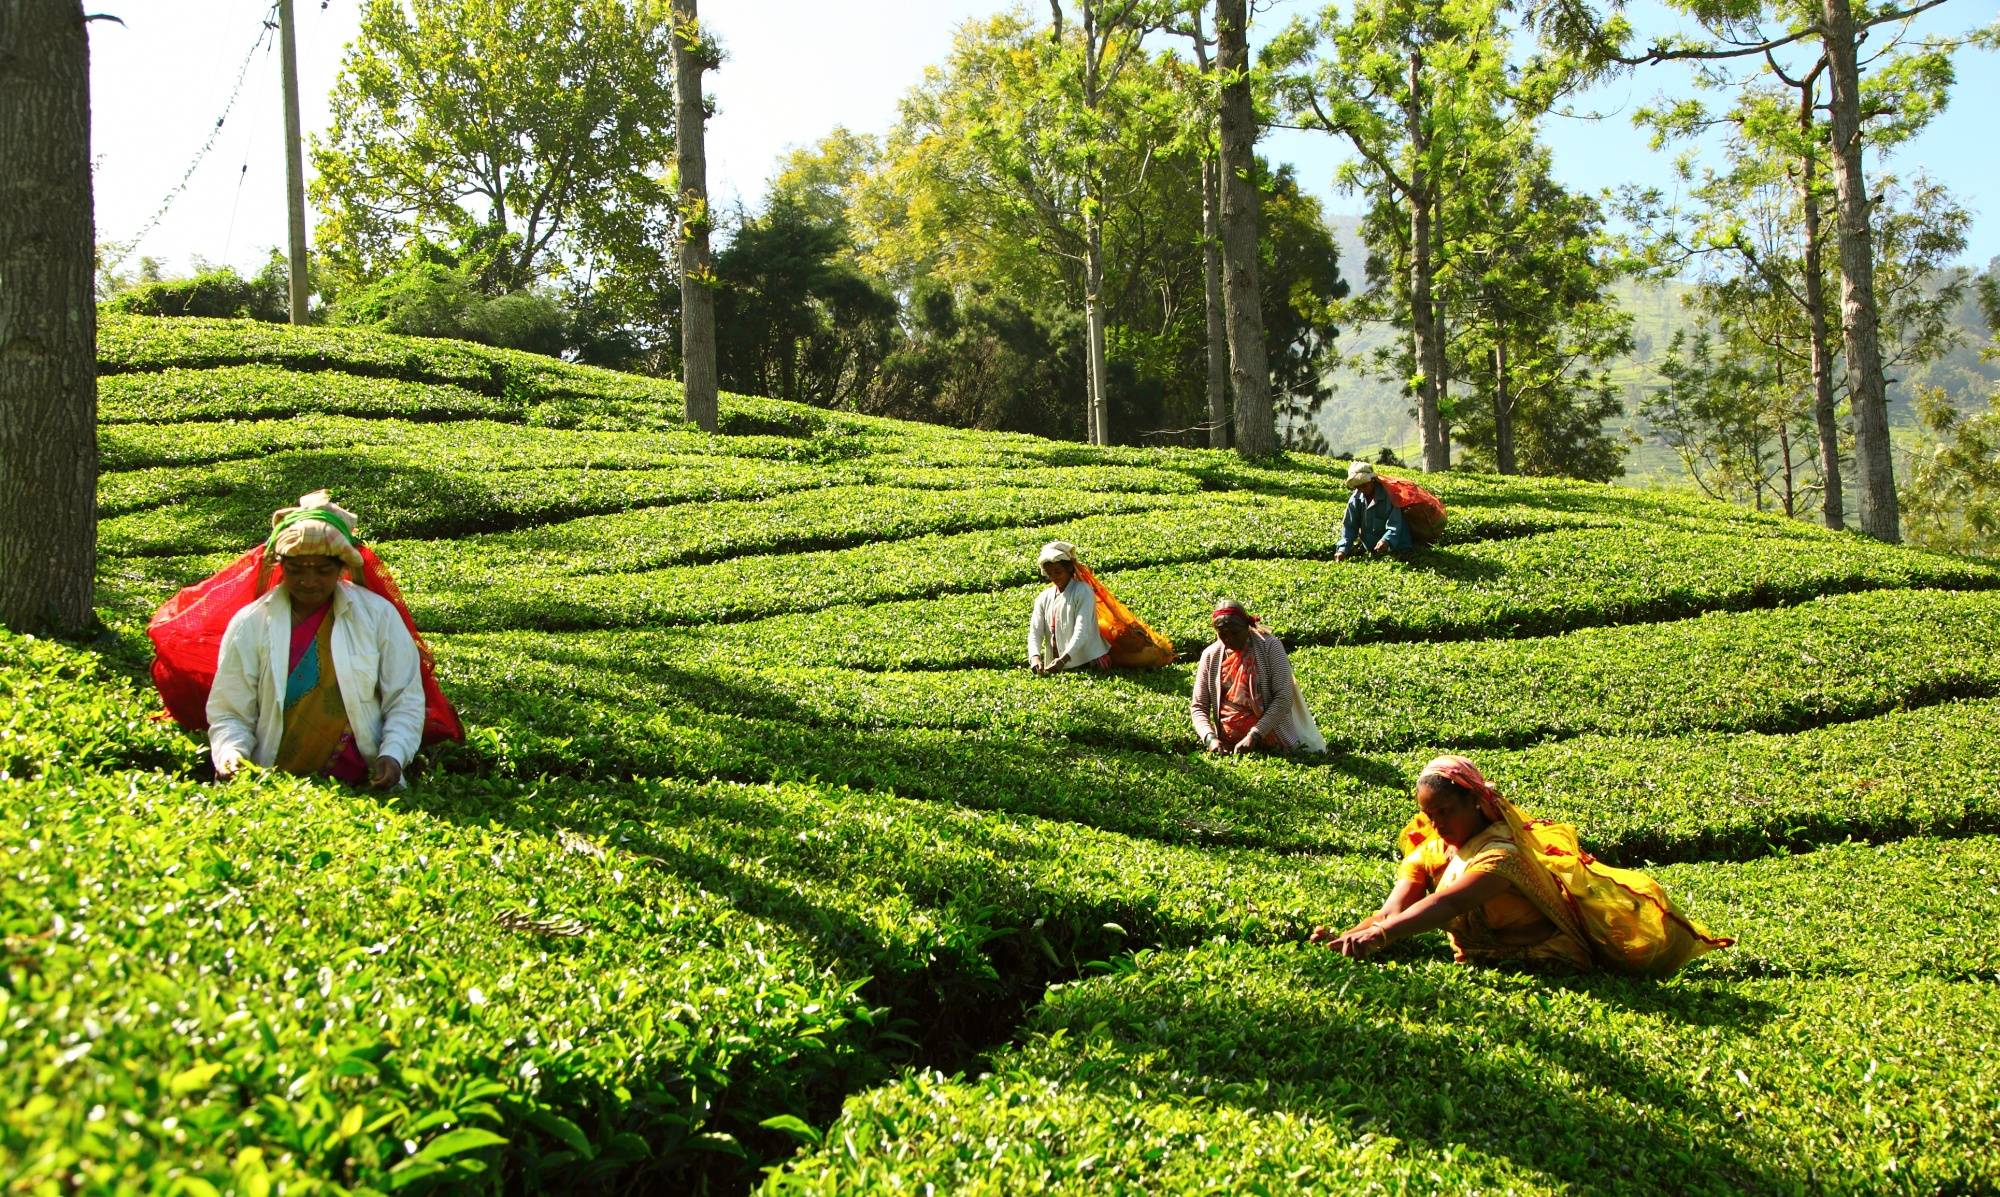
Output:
207 492 425 788
1027 540 1111 674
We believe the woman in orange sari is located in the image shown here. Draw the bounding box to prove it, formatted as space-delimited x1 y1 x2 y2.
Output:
1312 756 1731 976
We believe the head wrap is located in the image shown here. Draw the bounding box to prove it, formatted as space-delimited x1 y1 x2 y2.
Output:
1210 598 1260 626
1038 540 1079 567
1418 754 1503 820
1345 461 1378 489
265 490 364 572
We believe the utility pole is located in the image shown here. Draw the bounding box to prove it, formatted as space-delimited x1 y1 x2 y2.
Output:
277 0 310 323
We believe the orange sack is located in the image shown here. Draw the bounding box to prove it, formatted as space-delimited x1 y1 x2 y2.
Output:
1072 560 1174 668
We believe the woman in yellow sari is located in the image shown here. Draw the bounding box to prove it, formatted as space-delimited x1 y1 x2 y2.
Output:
1312 756 1731 976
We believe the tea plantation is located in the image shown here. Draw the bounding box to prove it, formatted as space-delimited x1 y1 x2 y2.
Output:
4 313 1997 1194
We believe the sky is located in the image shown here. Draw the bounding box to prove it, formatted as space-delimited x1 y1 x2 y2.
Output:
86 0 2000 286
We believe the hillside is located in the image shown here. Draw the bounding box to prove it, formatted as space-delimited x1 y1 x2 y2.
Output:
5 314 1999 1193
1305 251 2000 484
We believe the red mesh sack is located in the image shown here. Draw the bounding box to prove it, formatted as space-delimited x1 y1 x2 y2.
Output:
148 545 463 746
1380 477 1448 545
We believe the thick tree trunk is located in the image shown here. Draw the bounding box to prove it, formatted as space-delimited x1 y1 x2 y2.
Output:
1493 342 1515 475
671 0 718 433
1405 49 1448 472
1215 0 1274 458
1201 154 1230 449
1820 0 1895 541
0 0 99 635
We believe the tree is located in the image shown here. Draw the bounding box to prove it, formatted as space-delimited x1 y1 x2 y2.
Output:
1619 0 1995 541
0 0 98 635
1164 10 1231 448
713 201 898 406
312 0 678 296
1274 0 1548 472
1900 272 2000 556
1214 0 1277 457
1447 147 1633 481
671 0 718 431
1045 0 1181 444
856 13 1170 442
1902 386 2000 556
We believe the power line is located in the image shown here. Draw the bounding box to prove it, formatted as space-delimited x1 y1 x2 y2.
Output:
101 4 280 271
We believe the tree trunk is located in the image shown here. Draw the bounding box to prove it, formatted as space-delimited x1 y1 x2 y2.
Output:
1405 48 1448 472
1493 342 1515 474
1820 0 1896 541
672 0 718 433
1799 148 1843 530
1084 218 1111 444
0 0 99 635
1201 153 1230 449
1215 0 1275 458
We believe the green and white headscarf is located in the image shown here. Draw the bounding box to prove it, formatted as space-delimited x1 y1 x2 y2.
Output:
265 490 364 571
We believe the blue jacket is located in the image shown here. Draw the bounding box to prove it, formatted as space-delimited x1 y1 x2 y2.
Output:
1338 483 1413 554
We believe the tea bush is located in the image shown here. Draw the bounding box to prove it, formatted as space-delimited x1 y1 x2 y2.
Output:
13 315 1993 1192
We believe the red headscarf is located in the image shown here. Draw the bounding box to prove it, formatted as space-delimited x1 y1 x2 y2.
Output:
1210 599 1261 626
1419 754 1504 820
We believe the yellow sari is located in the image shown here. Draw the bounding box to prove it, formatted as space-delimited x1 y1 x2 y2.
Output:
1398 757 1733 977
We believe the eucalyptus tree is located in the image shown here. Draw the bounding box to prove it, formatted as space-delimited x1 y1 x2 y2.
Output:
1163 8 1232 448
1445 145 1633 480
1213 0 1278 456
1631 70 1968 525
1047 0 1182 444
1619 0 1995 540
671 0 718 431
1270 0 1552 471
857 12 1181 442
0 0 98 634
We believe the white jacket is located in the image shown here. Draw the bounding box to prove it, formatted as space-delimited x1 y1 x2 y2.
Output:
207 581 426 774
1028 578 1110 670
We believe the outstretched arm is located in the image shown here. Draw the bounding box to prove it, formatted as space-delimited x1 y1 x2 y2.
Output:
1329 868 1514 959
1310 876 1424 944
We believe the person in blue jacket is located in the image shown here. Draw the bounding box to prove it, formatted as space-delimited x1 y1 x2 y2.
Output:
1335 462 1413 560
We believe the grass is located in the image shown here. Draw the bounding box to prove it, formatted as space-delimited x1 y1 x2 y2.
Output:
2 313 1995 1193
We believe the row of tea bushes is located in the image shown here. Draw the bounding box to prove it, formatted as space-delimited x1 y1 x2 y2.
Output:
772 931 2000 1195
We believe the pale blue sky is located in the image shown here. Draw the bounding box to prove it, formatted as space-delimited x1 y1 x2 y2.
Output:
87 0 1999 284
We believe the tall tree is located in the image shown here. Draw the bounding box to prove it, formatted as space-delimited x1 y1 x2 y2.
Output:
1274 0 1537 471
1620 0 1993 540
0 0 98 635
1214 0 1277 457
1446 146 1633 480
712 201 898 406
1051 0 1171 445
1632 49 1969 525
671 0 718 431
1166 9 1232 449
313 0 678 295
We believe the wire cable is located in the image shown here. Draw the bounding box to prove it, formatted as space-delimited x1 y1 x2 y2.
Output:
102 3 280 271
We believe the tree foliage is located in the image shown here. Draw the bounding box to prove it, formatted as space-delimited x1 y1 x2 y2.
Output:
311 0 678 296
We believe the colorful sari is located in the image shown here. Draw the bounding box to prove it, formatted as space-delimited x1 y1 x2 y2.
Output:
1218 648 1274 748
1398 756 1733 977
272 604 369 784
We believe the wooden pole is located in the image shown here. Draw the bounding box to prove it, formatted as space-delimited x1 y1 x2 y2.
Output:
278 0 310 322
